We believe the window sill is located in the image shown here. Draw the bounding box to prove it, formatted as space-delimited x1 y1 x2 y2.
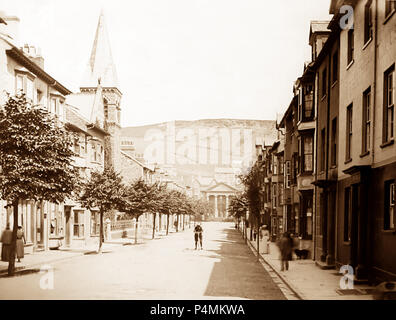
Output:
382 229 396 234
343 241 351 246
344 158 352 164
380 139 394 149
359 151 370 158
384 9 396 25
331 80 338 88
362 38 373 51
346 60 354 70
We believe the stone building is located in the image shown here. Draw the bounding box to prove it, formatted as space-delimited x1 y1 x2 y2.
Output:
254 0 396 283
331 0 396 282
0 12 72 252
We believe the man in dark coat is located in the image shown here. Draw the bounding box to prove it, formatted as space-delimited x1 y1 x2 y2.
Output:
194 224 203 250
278 232 293 271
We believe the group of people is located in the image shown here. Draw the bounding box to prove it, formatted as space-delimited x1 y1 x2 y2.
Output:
1 223 26 263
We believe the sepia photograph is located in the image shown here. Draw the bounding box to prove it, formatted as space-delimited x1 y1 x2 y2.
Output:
0 0 395 309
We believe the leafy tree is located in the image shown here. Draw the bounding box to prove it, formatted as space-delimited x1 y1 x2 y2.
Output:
228 192 248 224
79 167 125 253
156 188 178 235
122 179 159 243
0 94 79 276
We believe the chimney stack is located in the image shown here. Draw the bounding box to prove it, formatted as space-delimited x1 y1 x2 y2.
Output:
22 44 45 69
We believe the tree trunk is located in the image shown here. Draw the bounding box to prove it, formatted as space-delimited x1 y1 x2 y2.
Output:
159 213 162 232
182 214 185 231
176 214 179 232
98 209 103 254
256 221 260 260
166 214 169 236
134 216 139 244
8 200 19 276
152 212 156 239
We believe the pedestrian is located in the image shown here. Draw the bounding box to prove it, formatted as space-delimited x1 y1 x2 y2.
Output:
1 223 12 262
16 226 26 262
194 224 203 250
278 232 293 271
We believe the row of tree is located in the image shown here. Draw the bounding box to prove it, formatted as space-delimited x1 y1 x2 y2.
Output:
0 94 209 276
79 169 210 254
227 164 262 245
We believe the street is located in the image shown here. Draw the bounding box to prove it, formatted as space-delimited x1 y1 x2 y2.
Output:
0 222 286 300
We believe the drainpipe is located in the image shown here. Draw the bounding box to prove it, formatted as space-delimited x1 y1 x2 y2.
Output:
367 0 378 282
314 71 320 262
325 43 333 265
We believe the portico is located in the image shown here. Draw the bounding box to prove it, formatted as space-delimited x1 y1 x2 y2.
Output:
202 182 238 218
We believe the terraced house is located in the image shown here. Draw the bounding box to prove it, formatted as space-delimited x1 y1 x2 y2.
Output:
0 11 167 254
254 0 396 284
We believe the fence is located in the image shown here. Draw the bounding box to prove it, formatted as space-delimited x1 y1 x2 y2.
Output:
111 220 135 231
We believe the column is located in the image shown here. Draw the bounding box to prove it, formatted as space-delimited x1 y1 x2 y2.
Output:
214 195 218 218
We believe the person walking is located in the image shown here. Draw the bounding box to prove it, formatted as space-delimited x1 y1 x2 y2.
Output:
1 223 12 262
194 224 203 250
16 226 26 262
278 232 293 271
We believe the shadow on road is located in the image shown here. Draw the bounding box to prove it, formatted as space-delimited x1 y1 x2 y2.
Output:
203 225 286 300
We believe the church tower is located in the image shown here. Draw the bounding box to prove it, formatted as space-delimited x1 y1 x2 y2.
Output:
80 11 122 171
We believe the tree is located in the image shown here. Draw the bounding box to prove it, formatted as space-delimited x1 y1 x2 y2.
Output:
0 94 79 276
79 167 125 253
156 188 178 236
122 179 158 243
240 163 262 256
228 192 248 225
228 192 248 239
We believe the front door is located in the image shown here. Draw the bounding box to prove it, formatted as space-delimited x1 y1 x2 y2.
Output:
350 184 360 268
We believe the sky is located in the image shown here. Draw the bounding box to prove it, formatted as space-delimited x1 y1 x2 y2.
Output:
1 0 332 127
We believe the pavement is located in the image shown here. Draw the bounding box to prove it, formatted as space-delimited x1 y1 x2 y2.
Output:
245 233 375 300
0 222 288 300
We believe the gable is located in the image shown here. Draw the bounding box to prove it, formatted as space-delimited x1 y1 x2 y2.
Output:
204 182 237 193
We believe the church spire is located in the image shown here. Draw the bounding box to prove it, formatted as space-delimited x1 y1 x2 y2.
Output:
81 11 119 89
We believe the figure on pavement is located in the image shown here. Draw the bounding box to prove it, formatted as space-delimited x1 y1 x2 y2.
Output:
1 223 12 262
278 232 293 271
194 224 203 250
16 226 26 262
